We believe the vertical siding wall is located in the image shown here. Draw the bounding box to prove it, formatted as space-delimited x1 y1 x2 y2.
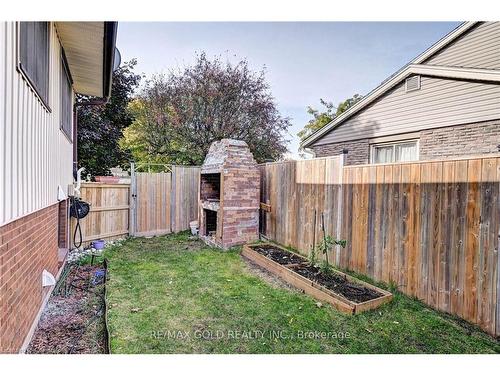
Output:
0 22 74 226
259 156 500 336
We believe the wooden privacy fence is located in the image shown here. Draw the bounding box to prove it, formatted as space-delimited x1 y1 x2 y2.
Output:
259 155 500 336
71 182 130 248
130 165 200 236
71 165 200 246
259 157 343 262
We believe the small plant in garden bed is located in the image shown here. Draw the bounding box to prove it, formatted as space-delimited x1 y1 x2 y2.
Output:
315 235 347 275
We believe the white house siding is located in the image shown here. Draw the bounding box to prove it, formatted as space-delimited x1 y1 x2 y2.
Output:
424 22 500 70
0 22 74 225
313 75 500 146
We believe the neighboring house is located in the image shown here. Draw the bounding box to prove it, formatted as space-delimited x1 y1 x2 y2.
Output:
301 22 500 165
0 22 117 353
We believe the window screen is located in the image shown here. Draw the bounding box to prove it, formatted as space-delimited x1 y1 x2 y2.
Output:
19 22 49 106
60 52 73 141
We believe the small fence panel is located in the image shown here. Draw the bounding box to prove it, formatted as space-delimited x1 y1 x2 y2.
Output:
132 172 172 237
259 156 343 263
71 182 130 247
130 166 200 237
171 166 200 233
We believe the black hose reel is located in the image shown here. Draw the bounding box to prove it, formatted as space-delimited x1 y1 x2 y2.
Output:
70 198 90 219
70 197 90 248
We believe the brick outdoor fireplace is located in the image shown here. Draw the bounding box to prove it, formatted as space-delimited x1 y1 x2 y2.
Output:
199 139 260 249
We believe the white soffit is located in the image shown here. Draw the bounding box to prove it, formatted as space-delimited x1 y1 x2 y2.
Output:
55 22 104 97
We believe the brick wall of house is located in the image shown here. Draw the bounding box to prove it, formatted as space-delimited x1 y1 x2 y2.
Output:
0 203 60 353
58 200 69 249
311 139 369 165
419 120 500 160
310 120 500 165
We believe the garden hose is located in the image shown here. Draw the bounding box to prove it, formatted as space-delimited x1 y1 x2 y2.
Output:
70 196 90 249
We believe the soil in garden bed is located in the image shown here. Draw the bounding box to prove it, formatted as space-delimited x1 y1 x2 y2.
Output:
253 244 307 265
27 264 107 354
293 264 383 303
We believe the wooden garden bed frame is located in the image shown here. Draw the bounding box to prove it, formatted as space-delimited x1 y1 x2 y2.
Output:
242 242 392 314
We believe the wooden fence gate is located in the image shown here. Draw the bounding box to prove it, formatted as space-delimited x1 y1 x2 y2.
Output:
130 164 200 237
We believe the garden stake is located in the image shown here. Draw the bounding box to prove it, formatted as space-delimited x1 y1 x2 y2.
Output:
321 212 329 266
311 209 317 263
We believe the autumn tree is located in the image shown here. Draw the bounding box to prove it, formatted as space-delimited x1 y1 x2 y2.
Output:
298 94 363 143
120 53 291 165
77 59 141 177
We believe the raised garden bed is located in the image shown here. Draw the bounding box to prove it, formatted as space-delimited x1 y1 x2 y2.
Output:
242 242 392 314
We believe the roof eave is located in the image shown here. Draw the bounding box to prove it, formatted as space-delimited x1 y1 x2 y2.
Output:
102 21 118 99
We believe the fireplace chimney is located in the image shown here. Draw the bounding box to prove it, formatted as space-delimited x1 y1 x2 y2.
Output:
199 139 260 249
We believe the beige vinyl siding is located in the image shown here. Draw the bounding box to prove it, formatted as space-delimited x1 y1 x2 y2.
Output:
424 22 500 70
0 22 74 225
313 75 500 146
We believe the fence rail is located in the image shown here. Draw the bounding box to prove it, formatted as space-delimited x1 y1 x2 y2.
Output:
259 155 500 337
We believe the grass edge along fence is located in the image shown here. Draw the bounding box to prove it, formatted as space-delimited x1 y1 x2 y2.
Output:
259 154 500 337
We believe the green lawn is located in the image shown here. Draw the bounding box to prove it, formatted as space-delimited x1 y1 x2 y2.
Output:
104 232 500 354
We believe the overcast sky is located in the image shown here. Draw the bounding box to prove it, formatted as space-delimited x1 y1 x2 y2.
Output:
116 22 460 157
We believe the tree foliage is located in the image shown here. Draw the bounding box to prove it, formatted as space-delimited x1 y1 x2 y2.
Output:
298 94 363 143
77 59 141 177
120 53 291 165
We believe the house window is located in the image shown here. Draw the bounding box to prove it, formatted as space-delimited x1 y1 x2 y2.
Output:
60 51 73 141
18 22 50 107
371 140 419 164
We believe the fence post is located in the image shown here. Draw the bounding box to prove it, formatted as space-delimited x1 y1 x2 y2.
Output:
496 189 500 336
129 162 136 236
335 153 345 267
170 165 176 233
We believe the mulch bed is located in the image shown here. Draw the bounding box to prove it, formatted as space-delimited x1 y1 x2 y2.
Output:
252 243 382 303
27 264 107 354
253 244 306 265
293 264 382 303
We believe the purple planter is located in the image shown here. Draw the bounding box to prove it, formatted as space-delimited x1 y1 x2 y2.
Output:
93 239 105 250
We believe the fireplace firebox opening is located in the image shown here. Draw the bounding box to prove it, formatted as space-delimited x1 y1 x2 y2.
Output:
204 209 217 237
200 173 221 201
